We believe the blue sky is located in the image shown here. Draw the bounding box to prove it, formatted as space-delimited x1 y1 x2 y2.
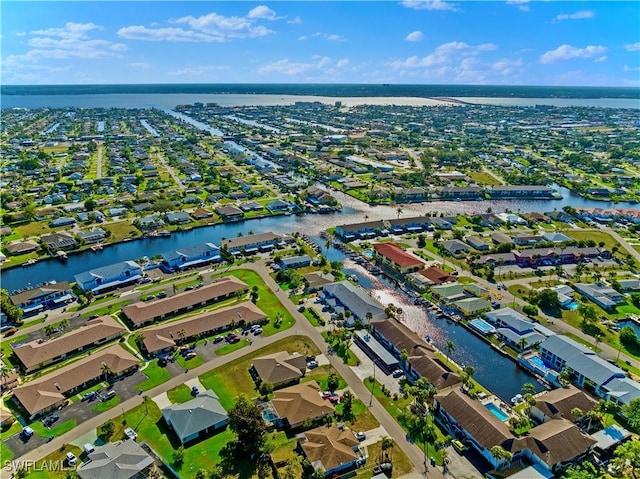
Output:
2 1 639 86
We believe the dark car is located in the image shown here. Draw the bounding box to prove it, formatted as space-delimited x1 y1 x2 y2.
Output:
157 292 167 299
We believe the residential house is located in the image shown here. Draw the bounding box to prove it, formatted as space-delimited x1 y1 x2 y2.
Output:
303 272 335 293
531 387 597 424
490 232 513 245
321 281 387 325
136 215 164 231
278 255 312 269
418 266 456 286
373 242 425 274
74 261 143 293
539 335 640 405
123 276 248 328
466 236 491 251
140 302 265 356
485 308 554 351
335 220 385 241
495 213 527 225
77 229 107 244
50 217 76 228
541 232 572 243
573 283 625 310
220 232 289 255
40 232 77 251
165 211 191 224
431 283 466 302
439 240 470 258
252 352 307 388
162 390 228 444
514 247 609 268
160 242 221 272
5 240 39 255
77 440 154 479
13 316 126 373
452 297 492 317
489 185 555 198
297 424 362 477
10 281 73 316
267 199 294 212
270 381 335 428
439 186 484 199
215 205 244 221
11 345 139 419
618 279 640 292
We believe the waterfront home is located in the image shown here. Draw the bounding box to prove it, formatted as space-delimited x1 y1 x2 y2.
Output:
78 440 154 479
495 213 527 225
220 231 289 255
267 199 295 212
297 424 362 477
431 283 466 302
618 279 640 292
77 228 107 244
11 345 139 419
431 217 454 230
160 242 221 272
140 302 265 356
5 240 39 255
321 281 387 324
417 266 456 286
278 255 312 269
488 185 555 198
547 210 574 223
270 381 335 428
13 316 126 373
165 211 191 224
434 386 596 473
485 308 553 351
215 205 244 220
439 239 470 258
135 215 164 231
10 281 73 316
335 220 385 240
251 352 307 389
305 186 336 205
373 242 425 274
573 283 625 310
387 216 432 233
123 276 248 327
74 260 143 293
303 271 335 293
530 386 596 424
40 232 77 251
539 335 640 405
452 297 492 317
439 186 484 200
162 390 228 444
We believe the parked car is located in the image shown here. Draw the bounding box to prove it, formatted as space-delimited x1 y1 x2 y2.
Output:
4 328 18 336
82 391 97 402
22 426 34 438
225 333 237 342
392 369 404 378
213 336 224 343
191 386 200 396
307 360 319 369
66 452 78 465
102 390 116 402
253 327 263 335
452 439 466 454
185 352 197 359
124 427 137 440
157 292 167 299
355 432 366 441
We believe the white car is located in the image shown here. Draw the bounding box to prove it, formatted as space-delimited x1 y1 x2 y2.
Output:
355 432 366 441
22 426 34 438
124 427 137 440
66 452 78 465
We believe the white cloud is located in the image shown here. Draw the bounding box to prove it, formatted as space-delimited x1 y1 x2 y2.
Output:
118 10 275 43
624 65 640 72
297 35 307 41
287 16 303 24
405 31 423 42
552 10 595 22
247 5 278 20
169 65 229 76
539 44 607 64
400 0 459 11
313 32 346 42
506 0 530 12
390 41 496 69
258 56 350 77
129 62 150 69
4 21 126 69
594 56 607 63
624 42 640 51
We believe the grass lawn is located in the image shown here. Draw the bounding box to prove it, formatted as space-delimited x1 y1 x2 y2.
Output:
302 365 347 391
265 430 297 465
335 398 380 431
15 221 52 237
617 302 640 316
176 353 205 369
200 335 320 410
92 394 120 413
167 384 194 404
567 230 619 251
303 307 321 327
1 441 13 463
216 338 251 355
79 300 131 318
216 269 296 335
0 334 28 368
30 419 76 438
1 420 21 440
103 221 140 242
27 444 84 479
135 360 171 392
70 382 105 403
99 399 250 479
356 439 413 478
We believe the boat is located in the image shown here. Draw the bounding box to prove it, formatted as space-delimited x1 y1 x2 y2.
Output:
159 230 171 237
55 251 68 260
511 394 524 405
425 335 432 343
91 244 103 252
23 259 37 267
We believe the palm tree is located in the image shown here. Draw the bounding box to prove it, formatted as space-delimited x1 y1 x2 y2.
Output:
517 337 528 351
445 340 455 364
396 206 403 219
366 311 373 328
570 407 583 420
177 328 187 345
521 382 536 396
101 362 112 382
489 445 513 469
0 366 9 388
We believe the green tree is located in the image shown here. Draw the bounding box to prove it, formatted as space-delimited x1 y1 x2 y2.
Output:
0 289 23 324
98 421 115 442
522 304 538 317
341 390 354 419
611 440 640 478
327 373 340 392
445 340 455 364
172 446 185 468
489 445 513 468
521 382 536 395
417 234 427 248
228 395 267 455
622 398 640 431
536 289 560 311
281 456 303 479
259 381 274 398
577 303 597 325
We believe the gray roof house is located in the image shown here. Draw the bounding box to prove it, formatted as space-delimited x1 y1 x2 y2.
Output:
74 261 143 293
539 335 638 405
321 281 386 324
77 440 154 479
573 283 626 310
485 308 553 350
162 390 228 444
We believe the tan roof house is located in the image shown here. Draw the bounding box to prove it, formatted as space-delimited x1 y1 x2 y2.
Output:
531 386 597 423
271 381 334 428
13 316 126 373
297 424 361 476
252 352 307 388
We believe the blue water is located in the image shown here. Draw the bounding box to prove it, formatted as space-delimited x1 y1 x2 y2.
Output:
470 319 494 333
565 301 579 311
484 402 510 421
262 410 278 422
618 320 640 337
529 356 550 371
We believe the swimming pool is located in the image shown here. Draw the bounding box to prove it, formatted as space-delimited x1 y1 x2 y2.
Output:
469 319 496 335
565 301 579 311
262 410 278 422
484 402 509 422
529 355 550 371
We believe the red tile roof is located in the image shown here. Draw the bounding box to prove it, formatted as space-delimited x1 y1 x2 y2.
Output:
373 243 425 268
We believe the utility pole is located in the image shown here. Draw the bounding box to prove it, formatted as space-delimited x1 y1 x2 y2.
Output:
369 360 376 407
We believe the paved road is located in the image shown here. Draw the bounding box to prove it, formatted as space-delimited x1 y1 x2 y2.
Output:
155 151 184 190
95 143 103 179
9 261 446 478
